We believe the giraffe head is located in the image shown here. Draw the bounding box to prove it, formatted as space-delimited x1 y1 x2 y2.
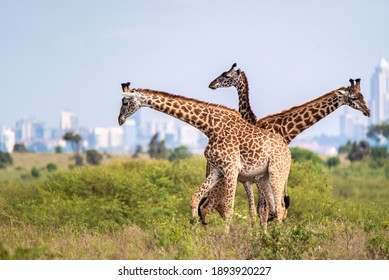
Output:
341 79 370 117
209 63 242 89
118 82 142 126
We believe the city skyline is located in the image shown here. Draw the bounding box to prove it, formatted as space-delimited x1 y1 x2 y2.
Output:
1 56 389 154
1 1 389 138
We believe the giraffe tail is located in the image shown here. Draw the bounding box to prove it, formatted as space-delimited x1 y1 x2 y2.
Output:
284 195 290 209
283 181 290 209
198 196 207 220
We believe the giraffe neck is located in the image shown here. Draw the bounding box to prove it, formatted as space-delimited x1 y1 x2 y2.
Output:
257 89 345 144
136 89 241 138
236 71 257 125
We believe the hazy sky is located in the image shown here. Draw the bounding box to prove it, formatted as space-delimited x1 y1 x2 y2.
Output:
1 0 388 137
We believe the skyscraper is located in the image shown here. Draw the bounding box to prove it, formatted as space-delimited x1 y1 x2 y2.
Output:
60 111 78 132
369 57 389 125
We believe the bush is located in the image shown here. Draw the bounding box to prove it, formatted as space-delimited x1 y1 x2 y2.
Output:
0 151 12 169
370 147 388 160
347 141 370 162
46 163 58 172
31 167 40 178
290 147 323 164
86 149 103 165
55 146 62 153
326 156 340 168
1 156 388 260
13 143 28 153
168 146 192 162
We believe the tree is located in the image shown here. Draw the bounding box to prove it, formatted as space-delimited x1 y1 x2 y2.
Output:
168 145 192 162
132 144 143 159
338 140 353 154
13 143 28 153
63 132 83 166
55 146 62 153
147 133 170 159
86 149 103 165
148 133 159 158
0 152 12 169
367 123 389 143
347 140 370 162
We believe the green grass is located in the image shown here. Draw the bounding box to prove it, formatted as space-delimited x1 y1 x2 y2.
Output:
0 156 388 259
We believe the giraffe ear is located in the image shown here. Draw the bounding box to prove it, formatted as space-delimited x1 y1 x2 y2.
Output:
355 78 361 89
236 69 241 74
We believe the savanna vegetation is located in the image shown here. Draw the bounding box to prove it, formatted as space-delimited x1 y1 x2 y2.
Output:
0 150 388 260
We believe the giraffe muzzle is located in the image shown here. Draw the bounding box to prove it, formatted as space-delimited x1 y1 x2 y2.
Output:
118 114 126 126
363 108 371 117
208 81 218 90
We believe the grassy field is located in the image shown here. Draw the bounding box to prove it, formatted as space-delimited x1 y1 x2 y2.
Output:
0 153 388 259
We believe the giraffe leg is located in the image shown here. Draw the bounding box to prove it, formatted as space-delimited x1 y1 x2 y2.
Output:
243 181 256 225
220 171 239 233
256 180 269 227
190 166 221 220
199 178 228 225
258 174 276 218
196 160 216 224
256 176 273 230
268 162 291 223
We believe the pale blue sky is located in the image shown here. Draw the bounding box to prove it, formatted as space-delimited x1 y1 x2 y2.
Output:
1 0 388 137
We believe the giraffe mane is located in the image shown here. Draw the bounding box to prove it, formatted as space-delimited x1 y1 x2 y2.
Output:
240 71 249 93
256 87 346 122
134 88 242 117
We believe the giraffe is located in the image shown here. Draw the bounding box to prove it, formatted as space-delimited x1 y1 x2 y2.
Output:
202 63 370 225
118 82 291 229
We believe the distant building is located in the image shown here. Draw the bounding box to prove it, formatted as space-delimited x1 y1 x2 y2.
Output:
0 127 16 153
369 57 389 125
109 127 124 150
123 119 137 152
88 127 110 150
60 110 78 132
148 119 177 141
178 125 201 150
339 108 367 141
14 117 34 144
88 126 124 152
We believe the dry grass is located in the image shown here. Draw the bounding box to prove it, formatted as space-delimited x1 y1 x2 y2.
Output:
6 152 134 171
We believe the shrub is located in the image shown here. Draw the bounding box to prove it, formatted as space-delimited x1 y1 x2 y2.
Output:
370 146 388 160
13 143 28 153
347 141 370 162
46 163 58 172
326 156 340 168
0 151 12 169
168 146 192 162
290 147 323 164
86 149 103 165
31 167 40 178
